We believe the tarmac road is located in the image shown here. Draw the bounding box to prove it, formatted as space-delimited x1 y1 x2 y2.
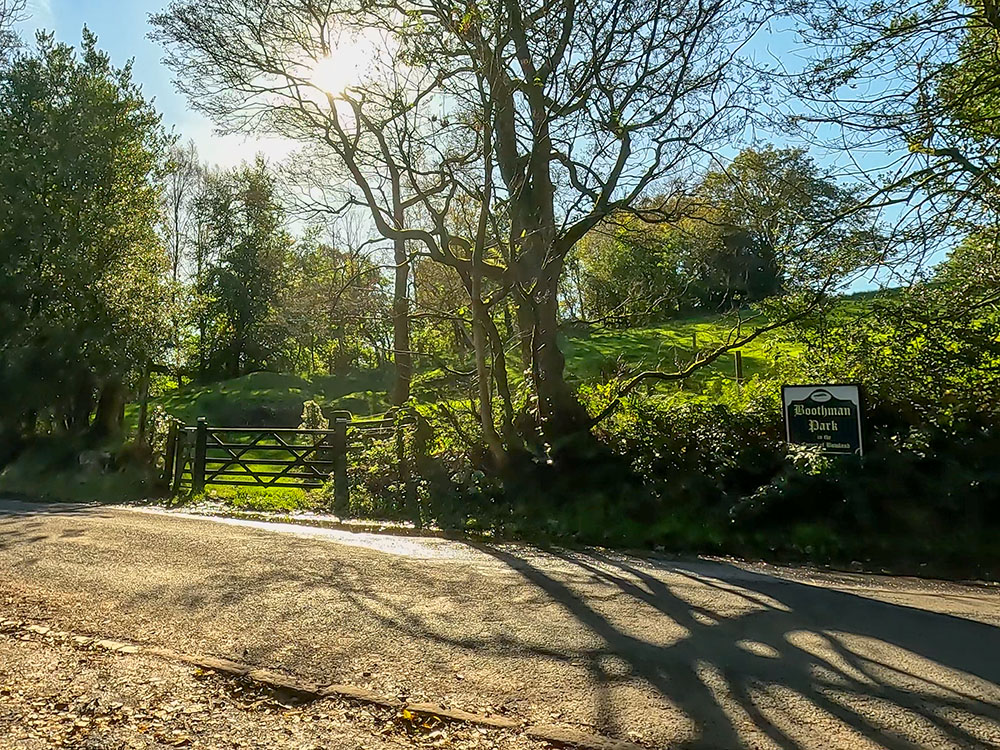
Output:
1 498 998 749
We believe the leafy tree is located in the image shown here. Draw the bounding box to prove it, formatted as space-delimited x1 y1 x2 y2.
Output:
570 217 687 325
791 0 1000 243
151 0 783 447
0 30 169 441
789 228 1000 431
412 258 476 357
194 159 292 378
680 147 880 309
572 147 881 321
277 228 391 375
160 140 203 385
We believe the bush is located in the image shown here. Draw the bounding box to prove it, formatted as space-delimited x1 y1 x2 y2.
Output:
0 435 162 503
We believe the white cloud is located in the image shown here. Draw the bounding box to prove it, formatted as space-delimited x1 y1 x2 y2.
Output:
25 0 53 27
179 116 299 169
13 0 54 37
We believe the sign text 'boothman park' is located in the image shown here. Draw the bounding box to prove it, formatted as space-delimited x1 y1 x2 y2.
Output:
781 384 864 456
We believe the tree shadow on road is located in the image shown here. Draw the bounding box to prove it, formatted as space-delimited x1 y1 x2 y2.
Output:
3 504 998 749
0 499 117 551
490 545 1000 748
339 541 1000 749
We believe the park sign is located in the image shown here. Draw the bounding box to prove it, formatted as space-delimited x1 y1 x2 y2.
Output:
782 384 864 456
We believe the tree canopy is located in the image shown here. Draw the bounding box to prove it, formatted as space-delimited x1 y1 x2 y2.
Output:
0 30 170 441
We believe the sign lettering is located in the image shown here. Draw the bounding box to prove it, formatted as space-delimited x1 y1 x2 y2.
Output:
782 384 863 456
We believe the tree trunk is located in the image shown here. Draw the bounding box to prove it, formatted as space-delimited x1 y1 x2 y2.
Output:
471 288 505 465
390 207 412 405
67 371 95 433
483 311 517 444
137 365 151 445
514 291 536 369
92 375 126 440
522 274 589 440
198 315 207 382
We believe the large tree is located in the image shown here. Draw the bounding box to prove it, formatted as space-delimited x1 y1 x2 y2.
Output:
0 30 169 441
151 0 780 444
277 227 391 376
0 0 23 62
789 0 1000 249
571 146 881 322
160 140 203 385
194 159 293 379
680 146 880 308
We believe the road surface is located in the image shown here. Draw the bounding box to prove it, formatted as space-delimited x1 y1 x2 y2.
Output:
1 499 998 749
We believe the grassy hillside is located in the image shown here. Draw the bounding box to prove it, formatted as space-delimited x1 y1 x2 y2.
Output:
137 292 902 427
143 310 806 427
562 313 800 387
130 370 391 428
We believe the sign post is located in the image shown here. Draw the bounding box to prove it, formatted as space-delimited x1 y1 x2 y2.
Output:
782 384 864 456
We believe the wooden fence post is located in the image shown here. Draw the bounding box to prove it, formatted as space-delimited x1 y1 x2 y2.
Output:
162 420 178 486
396 415 420 528
332 413 349 517
170 429 187 493
192 417 208 494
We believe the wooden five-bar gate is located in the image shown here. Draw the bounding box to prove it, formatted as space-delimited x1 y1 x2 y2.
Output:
161 413 406 512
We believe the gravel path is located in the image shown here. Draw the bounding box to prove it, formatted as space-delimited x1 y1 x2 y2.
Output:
1 499 999 749
0 624 544 749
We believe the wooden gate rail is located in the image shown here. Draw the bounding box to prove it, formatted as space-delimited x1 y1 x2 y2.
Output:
170 417 348 504
167 412 417 521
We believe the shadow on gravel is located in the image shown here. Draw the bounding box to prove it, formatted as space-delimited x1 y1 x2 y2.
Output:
3 502 997 749
0 499 117 550
339 540 1000 749
485 546 1000 749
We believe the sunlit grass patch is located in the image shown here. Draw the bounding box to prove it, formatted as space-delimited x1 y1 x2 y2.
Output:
194 485 319 513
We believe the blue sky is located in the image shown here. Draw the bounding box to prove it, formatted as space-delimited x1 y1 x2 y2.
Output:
14 2 892 174
17 0 293 166
14 1 929 290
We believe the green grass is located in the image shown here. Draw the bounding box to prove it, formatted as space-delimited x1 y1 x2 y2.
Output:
129 369 391 429
138 312 800 430
194 485 319 513
561 312 802 387
141 294 893 430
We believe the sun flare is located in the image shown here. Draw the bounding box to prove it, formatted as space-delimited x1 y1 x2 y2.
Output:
309 30 381 95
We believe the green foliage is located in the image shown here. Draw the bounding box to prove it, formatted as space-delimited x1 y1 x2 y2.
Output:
786 240 1000 431
298 400 329 431
193 158 292 379
936 3 1000 143
0 435 162 503
342 435 408 520
570 217 687 324
276 229 391 376
561 314 795 387
568 146 881 323
148 371 389 428
0 29 170 439
0 0 22 62
689 146 879 301
327 257 1000 578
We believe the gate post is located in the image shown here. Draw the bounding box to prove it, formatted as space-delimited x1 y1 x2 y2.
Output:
192 416 208 495
331 412 349 517
162 420 178 487
170 427 187 493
